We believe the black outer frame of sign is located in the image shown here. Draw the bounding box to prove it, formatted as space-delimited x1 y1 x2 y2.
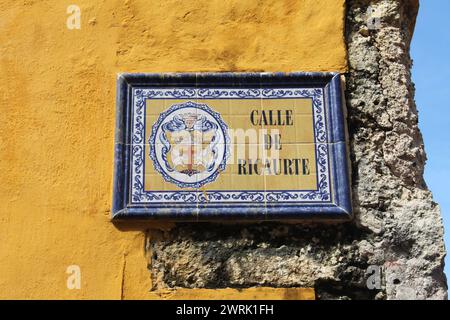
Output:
112 72 352 221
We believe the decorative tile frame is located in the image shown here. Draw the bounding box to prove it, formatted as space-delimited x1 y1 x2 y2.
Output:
112 73 352 220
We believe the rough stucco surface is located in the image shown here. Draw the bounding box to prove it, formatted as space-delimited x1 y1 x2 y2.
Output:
149 0 448 300
0 0 346 299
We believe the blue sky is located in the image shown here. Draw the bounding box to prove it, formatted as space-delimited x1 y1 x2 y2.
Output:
411 0 450 280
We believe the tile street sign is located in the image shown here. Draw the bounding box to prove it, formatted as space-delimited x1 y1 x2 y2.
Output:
112 73 351 220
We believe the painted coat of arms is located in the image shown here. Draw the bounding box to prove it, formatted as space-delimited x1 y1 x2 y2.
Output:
149 101 230 188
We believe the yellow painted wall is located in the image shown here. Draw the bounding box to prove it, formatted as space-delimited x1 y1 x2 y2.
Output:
0 0 346 299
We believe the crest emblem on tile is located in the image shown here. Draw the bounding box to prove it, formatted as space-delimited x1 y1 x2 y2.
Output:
149 101 230 188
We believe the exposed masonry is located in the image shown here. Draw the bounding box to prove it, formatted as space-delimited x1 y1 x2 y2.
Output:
146 0 447 299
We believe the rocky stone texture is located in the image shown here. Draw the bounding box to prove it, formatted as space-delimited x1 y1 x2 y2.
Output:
147 0 447 299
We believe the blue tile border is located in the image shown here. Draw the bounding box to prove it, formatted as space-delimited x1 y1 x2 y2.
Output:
112 72 352 221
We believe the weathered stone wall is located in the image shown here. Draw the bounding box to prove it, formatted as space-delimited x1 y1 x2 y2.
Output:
148 0 447 300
